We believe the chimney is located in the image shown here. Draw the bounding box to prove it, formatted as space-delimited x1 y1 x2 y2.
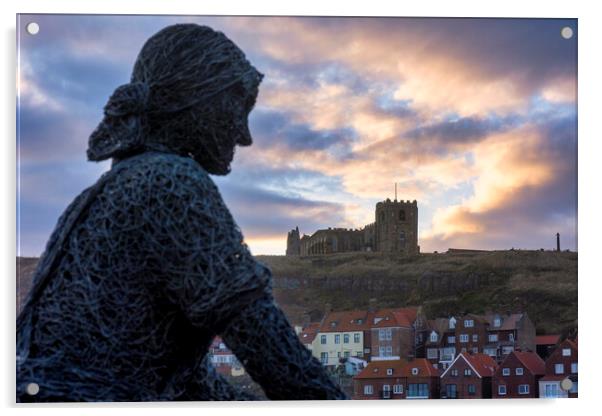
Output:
556 232 560 252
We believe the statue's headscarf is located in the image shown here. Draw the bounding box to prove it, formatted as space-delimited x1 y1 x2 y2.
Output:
87 24 263 175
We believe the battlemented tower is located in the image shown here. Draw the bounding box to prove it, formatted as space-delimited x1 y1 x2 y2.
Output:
286 226 301 255
374 199 419 255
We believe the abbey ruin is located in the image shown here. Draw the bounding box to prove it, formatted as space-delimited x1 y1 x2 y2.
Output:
286 198 419 256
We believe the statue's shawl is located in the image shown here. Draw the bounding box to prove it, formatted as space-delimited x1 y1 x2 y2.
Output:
16 151 271 401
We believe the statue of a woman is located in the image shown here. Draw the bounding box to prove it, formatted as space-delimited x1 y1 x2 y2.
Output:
17 24 347 402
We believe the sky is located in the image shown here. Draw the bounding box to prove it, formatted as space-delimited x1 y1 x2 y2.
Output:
16 14 577 256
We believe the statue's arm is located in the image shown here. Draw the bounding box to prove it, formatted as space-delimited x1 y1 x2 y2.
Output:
220 293 348 400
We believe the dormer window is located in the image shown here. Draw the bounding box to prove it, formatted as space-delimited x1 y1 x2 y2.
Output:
387 368 393 375
562 348 571 357
494 318 501 327
374 317 383 325
330 321 337 328
412 368 419 375
464 319 474 328
430 332 438 343
357 319 363 324
449 317 456 329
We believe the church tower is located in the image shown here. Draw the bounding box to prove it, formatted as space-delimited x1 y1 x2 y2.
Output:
286 226 301 255
375 199 418 255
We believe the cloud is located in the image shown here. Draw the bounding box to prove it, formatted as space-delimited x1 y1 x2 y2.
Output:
421 114 577 252
16 15 577 256
217 181 347 240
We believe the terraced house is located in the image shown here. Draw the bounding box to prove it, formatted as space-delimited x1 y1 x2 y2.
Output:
539 338 578 398
312 310 367 366
440 353 498 399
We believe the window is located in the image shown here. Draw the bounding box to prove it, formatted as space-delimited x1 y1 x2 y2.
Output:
448 336 456 344
334 334 340 344
430 332 438 343
488 334 498 342
364 385 373 395
354 333 360 343
465 320 474 328
343 334 350 344
494 318 501 327
472 334 478 342
484 348 497 357
387 368 393 375
399 231 406 249
320 352 328 364
468 384 476 395
399 210 406 221
449 317 456 329
393 384 403 394
518 384 529 395
427 348 438 359
445 384 457 399
459 334 469 343
570 381 578 394
498 385 507 395
502 346 514 355
379 328 392 341
337 352 341 358
356 351 363 357
571 362 578 373
320 335 326 345
471 347 478 354
464 368 472 376
502 368 510 376
412 367 419 375
515 367 523 375
555 364 564 374
508 333 514 342
344 351 350 358
408 383 429 398
562 348 571 357
544 383 559 398
451 369 459 377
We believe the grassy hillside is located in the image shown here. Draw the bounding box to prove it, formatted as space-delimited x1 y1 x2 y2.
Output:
16 250 577 335
258 250 577 335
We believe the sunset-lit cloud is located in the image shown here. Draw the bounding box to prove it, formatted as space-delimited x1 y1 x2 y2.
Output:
17 14 577 255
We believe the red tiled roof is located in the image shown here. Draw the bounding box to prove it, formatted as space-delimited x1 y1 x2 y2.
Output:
535 335 560 345
539 375 567 382
319 310 369 333
465 353 498 377
401 358 440 378
513 351 546 375
354 359 406 380
299 322 320 344
367 307 418 328
480 313 524 330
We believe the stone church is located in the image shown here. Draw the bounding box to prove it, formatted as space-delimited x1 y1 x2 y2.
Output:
286 198 419 256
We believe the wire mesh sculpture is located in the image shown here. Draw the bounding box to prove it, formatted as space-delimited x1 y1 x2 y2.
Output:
16 23 347 402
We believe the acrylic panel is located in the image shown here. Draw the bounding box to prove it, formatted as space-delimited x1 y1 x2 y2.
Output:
16 14 578 402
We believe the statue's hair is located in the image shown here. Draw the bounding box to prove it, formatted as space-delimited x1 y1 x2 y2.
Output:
87 24 263 168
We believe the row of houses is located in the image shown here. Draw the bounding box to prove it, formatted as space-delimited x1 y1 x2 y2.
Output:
297 307 539 369
352 337 578 399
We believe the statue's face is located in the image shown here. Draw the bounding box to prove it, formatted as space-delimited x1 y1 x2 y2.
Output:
192 69 262 176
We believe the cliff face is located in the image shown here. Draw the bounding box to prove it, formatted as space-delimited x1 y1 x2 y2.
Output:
260 251 577 335
16 250 577 334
